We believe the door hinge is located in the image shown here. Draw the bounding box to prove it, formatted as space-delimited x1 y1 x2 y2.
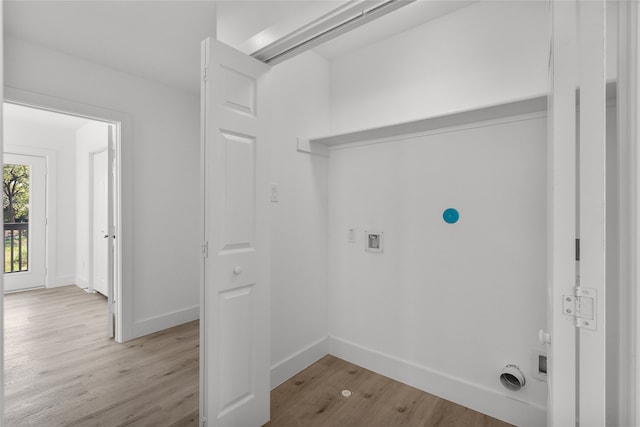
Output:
201 241 208 258
201 417 207 427
575 238 580 261
562 286 596 330
202 66 208 83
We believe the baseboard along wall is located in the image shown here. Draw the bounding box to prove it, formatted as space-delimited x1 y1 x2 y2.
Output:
132 305 199 339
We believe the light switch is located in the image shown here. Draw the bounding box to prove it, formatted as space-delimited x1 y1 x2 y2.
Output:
270 183 279 203
347 227 355 243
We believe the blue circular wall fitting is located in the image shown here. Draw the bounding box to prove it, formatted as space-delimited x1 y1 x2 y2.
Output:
443 208 459 224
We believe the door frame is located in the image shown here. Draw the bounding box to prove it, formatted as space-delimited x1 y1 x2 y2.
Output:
3 87 132 343
617 0 640 425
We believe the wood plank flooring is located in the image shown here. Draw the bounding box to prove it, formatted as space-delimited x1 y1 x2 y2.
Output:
4 285 199 426
266 355 513 427
5 286 512 426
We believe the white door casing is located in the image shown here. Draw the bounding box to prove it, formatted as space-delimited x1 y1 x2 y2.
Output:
3 153 46 292
577 1 606 425
86 123 115 338
106 125 115 338
547 1 607 425
547 2 577 423
200 38 271 426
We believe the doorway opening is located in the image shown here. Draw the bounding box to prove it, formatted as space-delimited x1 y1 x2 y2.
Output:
3 153 46 291
2 101 121 338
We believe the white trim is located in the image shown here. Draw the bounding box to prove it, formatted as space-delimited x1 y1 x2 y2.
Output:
296 138 329 157
547 2 580 425
74 277 89 290
1 2 5 418
617 2 639 425
328 335 545 426
577 1 607 423
327 111 547 152
270 336 329 389
3 86 133 342
131 305 199 339
199 38 208 427
312 96 547 147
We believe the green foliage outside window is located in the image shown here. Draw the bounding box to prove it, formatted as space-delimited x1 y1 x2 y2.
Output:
4 165 30 224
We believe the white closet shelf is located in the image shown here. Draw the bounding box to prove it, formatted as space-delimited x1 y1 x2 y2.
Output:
310 96 548 147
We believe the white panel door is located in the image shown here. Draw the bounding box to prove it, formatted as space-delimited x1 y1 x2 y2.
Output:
3 153 46 292
91 149 108 297
200 38 271 427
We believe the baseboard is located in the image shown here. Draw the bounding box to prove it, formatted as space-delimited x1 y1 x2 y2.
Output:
328 335 546 427
132 305 199 339
74 277 88 289
271 336 329 389
47 275 76 288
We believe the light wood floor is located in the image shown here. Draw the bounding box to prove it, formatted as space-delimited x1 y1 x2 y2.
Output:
5 286 512 427
266 355 513 427
4 285 199 426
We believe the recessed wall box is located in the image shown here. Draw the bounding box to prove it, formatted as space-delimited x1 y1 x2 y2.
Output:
531 348 548 382
365 230 383 253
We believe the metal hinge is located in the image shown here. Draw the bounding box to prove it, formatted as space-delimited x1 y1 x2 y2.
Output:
201 417 207 427
201 241 208 258
562 286 596 330
202 66 208 82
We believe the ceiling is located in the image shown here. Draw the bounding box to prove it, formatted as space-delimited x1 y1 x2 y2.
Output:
4 1 475 95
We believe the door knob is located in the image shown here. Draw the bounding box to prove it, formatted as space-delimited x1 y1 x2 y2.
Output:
233 266 242 275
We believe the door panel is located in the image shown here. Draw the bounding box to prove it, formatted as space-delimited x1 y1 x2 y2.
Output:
3 153 46 292
221 132 256 248
201 37 271 427
91 149 108 297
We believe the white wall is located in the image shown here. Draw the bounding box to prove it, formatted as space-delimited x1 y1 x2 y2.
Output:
328 0 618 136
323 2 621 424
75 121 109 288
3 117 77 287
328 113 548 426
268 51 332 387
5 36 201 340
